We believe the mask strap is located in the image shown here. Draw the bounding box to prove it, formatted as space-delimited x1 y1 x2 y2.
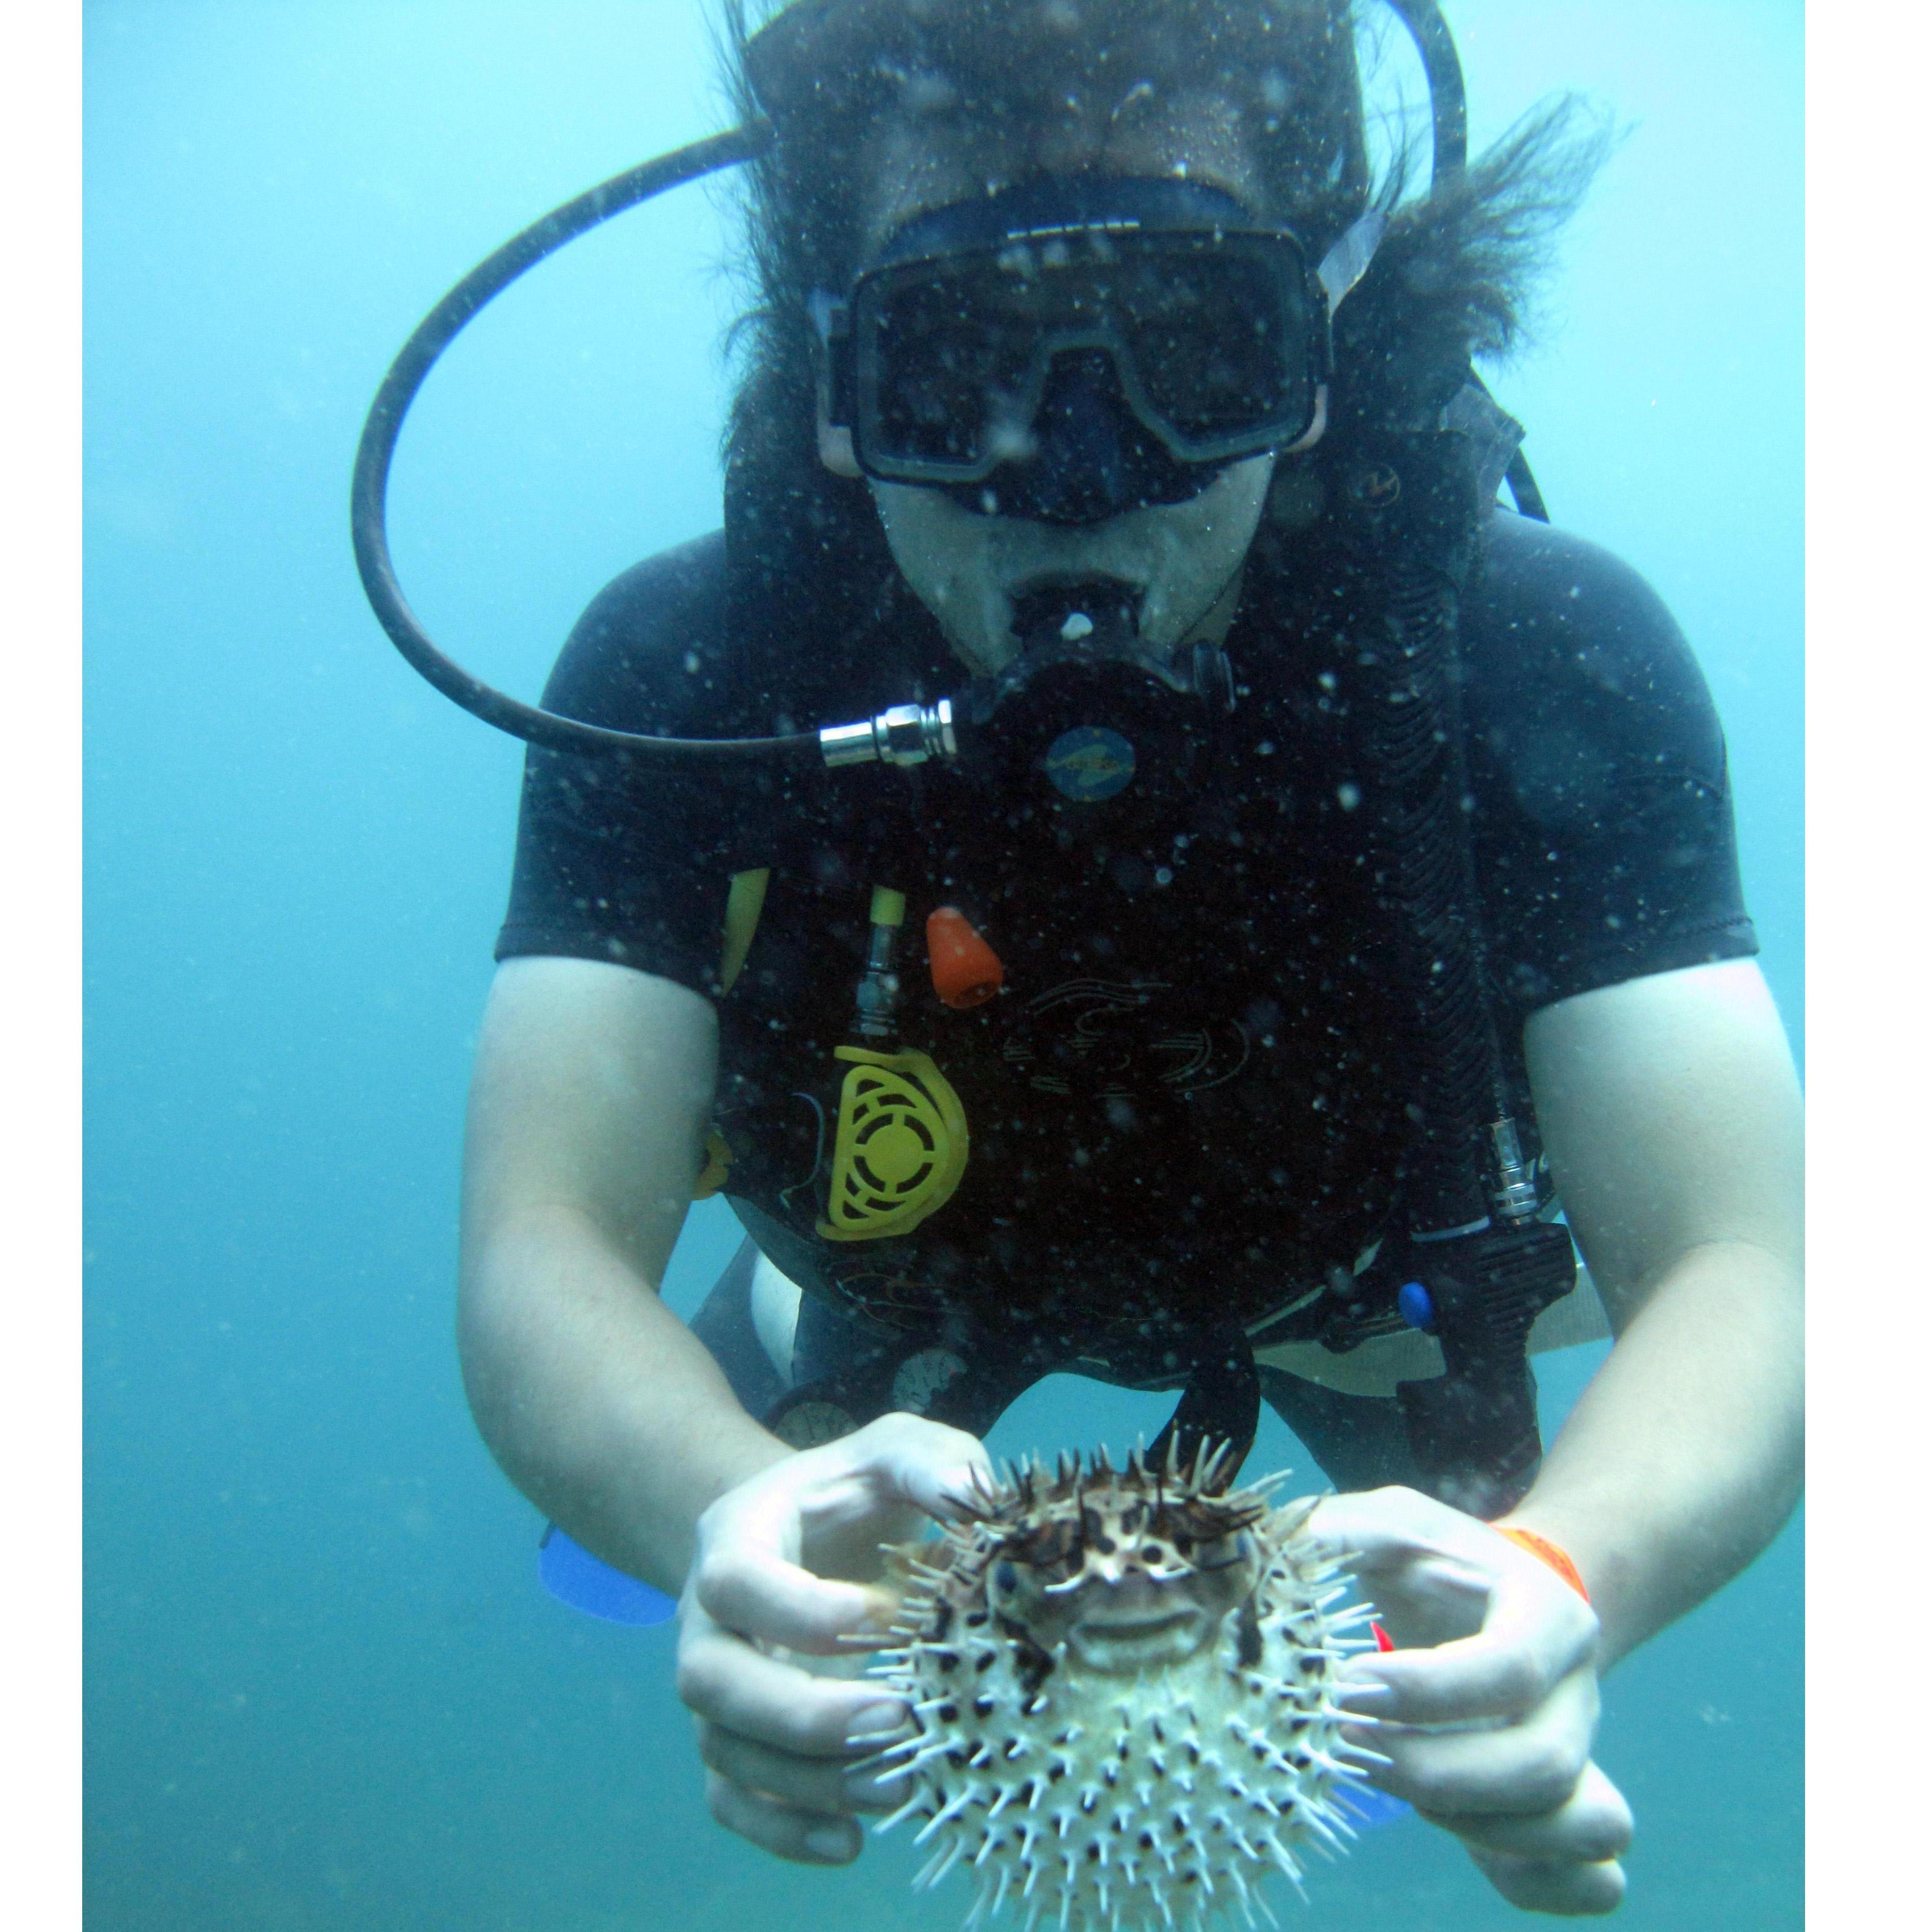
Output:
1316 209 1387 313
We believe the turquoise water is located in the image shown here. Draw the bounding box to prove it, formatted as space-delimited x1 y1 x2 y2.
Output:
84 4 1801 1928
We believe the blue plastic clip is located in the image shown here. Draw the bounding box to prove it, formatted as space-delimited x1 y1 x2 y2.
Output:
1397 1280 1437 1333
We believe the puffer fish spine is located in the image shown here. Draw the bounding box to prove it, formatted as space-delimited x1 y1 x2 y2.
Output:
865 1443 1379 1932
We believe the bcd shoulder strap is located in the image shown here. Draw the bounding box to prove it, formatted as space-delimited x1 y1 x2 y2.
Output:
1321 410 1576 1519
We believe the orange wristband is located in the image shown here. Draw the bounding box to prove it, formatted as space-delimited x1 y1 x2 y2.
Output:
1495 1526 1589 1602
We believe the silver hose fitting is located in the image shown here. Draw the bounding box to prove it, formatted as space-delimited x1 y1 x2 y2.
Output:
819 698 958 769
1489 1117 1541 1224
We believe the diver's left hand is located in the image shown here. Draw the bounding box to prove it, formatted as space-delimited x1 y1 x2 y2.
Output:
1310 1487 1633 1917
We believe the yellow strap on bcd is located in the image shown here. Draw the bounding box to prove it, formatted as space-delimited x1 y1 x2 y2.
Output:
816 1045 968 1241
718 869 770 994
692 1128 733 1201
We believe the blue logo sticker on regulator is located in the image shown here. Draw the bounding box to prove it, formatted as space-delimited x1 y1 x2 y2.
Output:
1044 726 1137 801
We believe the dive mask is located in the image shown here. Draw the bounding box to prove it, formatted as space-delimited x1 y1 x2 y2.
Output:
816 178 1383 494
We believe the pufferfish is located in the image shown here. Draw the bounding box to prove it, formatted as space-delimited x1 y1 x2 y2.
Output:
861 1442 1377 1931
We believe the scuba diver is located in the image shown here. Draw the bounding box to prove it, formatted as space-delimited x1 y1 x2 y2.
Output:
358 0 1802 1916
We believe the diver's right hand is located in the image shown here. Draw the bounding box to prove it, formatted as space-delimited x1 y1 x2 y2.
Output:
676 1411 993 1865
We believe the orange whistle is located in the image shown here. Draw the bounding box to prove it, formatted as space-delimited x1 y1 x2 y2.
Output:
926 906 1004 1009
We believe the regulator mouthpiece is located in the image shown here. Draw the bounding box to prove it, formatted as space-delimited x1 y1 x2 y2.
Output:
978 581 1234 720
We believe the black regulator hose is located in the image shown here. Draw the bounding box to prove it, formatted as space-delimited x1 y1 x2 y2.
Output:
1386 0 1469 182
351 0 1485 766
1388 5 1552 527
349 121 828 763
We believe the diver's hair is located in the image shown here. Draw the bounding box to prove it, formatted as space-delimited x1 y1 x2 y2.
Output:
1335 89 1617 431
713 0 1611 516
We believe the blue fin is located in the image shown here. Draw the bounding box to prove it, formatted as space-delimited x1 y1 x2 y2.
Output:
538 1524 676 1626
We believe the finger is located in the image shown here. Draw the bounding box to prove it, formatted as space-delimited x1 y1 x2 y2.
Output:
1343 1589 1597 1728
697 1721 912 1815
693 1534 897 1656
694 1415 992 1655
1472 1849 1628 1917
703 1769 861 1866
844 1411 996 1519
1424 1761 1633 1863
1352 1671 1596 1817
1311 1491 1505 1650
1310 1486 1478 1567
678 1616 906 1756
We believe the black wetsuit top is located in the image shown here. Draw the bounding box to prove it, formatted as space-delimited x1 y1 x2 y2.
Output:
497 507 1756 1383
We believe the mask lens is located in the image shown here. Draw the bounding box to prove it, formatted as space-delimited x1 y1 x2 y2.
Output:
865 269 1035 469
855 228 1319 479
1117 246 1312 443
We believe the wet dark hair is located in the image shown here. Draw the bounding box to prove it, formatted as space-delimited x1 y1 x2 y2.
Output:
713 0 1610 573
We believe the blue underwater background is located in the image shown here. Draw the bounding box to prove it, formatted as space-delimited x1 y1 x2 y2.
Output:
84 3 1801 1928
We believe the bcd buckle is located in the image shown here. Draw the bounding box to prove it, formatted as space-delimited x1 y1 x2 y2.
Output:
816 1045 969 1241
1396 1219 1578 1519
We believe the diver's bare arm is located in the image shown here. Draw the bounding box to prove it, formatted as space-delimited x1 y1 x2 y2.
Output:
1511 959 1804 1668
458 957 788 1595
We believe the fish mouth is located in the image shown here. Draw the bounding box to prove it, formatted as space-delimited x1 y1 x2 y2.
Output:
1066 1604 1212 1672
1074 1606 1197 1637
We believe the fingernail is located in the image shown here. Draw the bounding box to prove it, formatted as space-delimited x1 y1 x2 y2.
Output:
844 1765 911 1809
1337 1654 1398 1684
1336 1679 1395 1703
854 1589 904 1630
846 1699 907 1746
805 1822 856 1862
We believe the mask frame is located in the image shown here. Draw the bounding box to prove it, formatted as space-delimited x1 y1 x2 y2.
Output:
816 180 1349 489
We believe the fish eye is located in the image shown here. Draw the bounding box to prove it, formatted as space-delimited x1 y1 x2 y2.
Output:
994 1560 1018 1593
1141 1545 1164 1563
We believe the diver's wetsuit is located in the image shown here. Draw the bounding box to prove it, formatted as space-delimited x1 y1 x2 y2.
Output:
495 499 1757 1484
